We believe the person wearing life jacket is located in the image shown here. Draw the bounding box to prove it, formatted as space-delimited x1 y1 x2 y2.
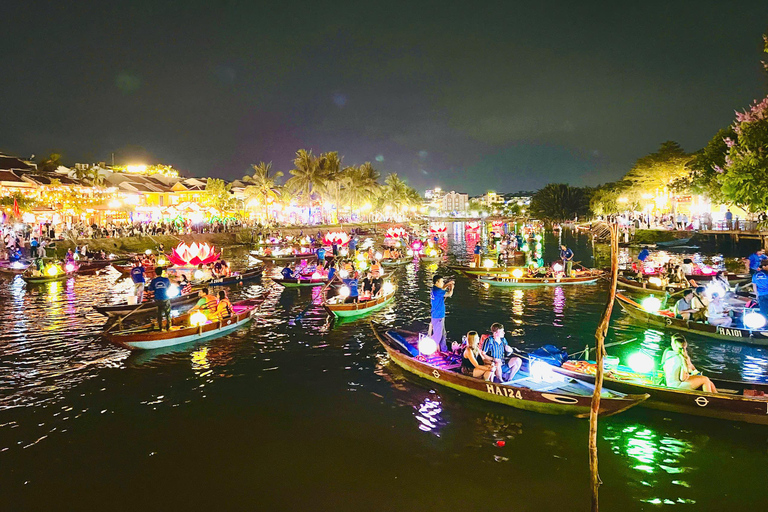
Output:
344 260 355 274
383 248 392 260
190 287 219 321
370 260 382 278
216 290 234 320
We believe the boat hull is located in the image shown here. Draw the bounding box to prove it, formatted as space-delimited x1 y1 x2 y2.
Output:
616 293 768 345
478 274 600 287
94 293 200 318
325 290 396 318
272 276 328 287
373 327 647 417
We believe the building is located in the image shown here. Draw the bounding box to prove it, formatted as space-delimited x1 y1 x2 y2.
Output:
483 191 505 210
441 191 468 214
423 187 445 213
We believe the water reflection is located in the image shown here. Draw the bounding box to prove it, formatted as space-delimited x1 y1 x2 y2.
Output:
414 397 444 434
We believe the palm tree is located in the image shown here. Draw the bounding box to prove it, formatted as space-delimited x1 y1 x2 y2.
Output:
243 162 283 223
342 163 381 219
38 153 63 172
86 167 105 187
318 151 343 224
286 149 327 224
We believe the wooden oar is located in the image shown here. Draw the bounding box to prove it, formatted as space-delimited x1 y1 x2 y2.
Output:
292 275 336 323
568 337 638 359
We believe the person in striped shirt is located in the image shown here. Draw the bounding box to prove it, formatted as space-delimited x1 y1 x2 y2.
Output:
482 323 522 383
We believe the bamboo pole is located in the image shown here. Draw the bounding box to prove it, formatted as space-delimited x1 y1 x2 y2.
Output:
589 222 619 512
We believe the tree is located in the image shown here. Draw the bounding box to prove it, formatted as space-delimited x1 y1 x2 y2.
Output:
38 153 64 172
379 173 421 218
530 183 592 222
342 162 381 215
203 178 234 212
718 96 768 212
318 151 343 223
286 149 326 223
590 181 633 216
86 167 105 187
243 162 283 223
623 141 692 195
671 127 733 204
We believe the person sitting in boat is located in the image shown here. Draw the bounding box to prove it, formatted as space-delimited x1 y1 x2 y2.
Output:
461 331 496 381
190 287 219 321
327 261 337 282
342 272 359 303
179 274 193 295
681 258 694 276
370 259 382 278
383 248 392 260
674 289 700 321
65 249 75 263
706 292 732 327
372 274 383 297
690 287 709 321
482 323 522 383
361 272 373 300
216 290 233 320
662 334 718 393
637 246 650 264
281 263 294 280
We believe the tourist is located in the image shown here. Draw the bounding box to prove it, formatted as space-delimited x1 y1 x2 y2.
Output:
461 331 495 381
559 244 574 277
342 270 359 303
674 289 699 321
637 246 650 264
371 272 383 297
707 293 732 328
190 287 218 320
216 290 233 319
725 209 733 230
752 259 768 318
747 249 765 275
361 272 373 300
349 236 357 256
681 258 694 276
662 335 718 393
316 245 326 264
429 275 454 352
281 263 294 279
473 241 482 267
148 267 172 331
130 259 146 303
482 323 522 383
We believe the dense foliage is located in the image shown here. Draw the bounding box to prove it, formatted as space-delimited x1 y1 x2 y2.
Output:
529 183 592 222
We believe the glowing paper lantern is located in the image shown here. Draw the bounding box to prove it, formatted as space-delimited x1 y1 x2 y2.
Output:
648 277 662 286
627 352 655 374
339 286 351 298
65 263 76 273
190 311 208 327
167 284 180 298
385 227 408 239
383 281 395 295
311 272 322 280
339 269 349 279
483 258 494 269
641 296 662 313
375 252 383 260
418 336 438 355
743 311 767 330
511 268 523 279
46 266 59 276
168 243 220 266
324 231 350 246
193 269 205 280
553 263 563 272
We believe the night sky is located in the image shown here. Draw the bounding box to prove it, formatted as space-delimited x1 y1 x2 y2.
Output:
3 1 768 194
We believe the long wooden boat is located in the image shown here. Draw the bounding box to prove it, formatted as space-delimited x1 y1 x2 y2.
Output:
271 275 329 287
22 270 76 284
0 262 30 275
616 293 768 345
93 292 200 318
380 258 412 267
617 274 686 294
252 252 317 264
417 254 444 263
373 326 648 417
104 294 269 350
477 270 602 287
449 264 521 276
656 236 693 247
551 359 768 425
199 267 263 287
324 287 396 318
112 264 157 279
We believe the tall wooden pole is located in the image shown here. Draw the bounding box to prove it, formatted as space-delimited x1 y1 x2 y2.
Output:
589 222 619 512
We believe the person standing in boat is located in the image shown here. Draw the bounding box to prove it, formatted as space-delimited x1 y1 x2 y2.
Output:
429 275 454 353
747 249 765 275
751 258 768 317
559 244 574 277
130 259 146 303
481 323 522 383
148 267 172 331
473 241 482 267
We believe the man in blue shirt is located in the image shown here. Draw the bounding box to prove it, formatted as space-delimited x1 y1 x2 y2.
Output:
348 236 357 256
148 267 172 331
560 244 574 277
281 264 294 279
473 242 482 267
638 247 650 263
342 271 359 303
752 259 768 318
725 209 733 230
482 323 522 382
429 275 454 352
316 246 326 264
747 249 765 275
130 260 146 302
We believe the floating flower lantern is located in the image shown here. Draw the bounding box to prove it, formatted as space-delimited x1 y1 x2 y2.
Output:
168 242 220 266
324 231 350 246
429 223 447 234
385 227 408 239
466 221 480 232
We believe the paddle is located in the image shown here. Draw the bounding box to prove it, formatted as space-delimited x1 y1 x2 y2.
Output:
568 337 638 359
291 275 337 324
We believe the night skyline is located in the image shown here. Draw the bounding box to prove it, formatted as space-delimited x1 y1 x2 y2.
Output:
3 1 768 194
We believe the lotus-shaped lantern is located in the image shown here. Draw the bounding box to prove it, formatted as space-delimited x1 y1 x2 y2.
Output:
466 221 480 232
429 223 447 234
168 242 220 266
324 231 350 246
385 227 407 239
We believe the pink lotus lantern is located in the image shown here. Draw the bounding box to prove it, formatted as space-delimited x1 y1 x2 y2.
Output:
466 221 480 232
324 231 350 246
429 223 447 234
168 242 220 266
385 227 407 239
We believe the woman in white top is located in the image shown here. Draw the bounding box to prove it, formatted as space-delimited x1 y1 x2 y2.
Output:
662 335 718 393
706 293 732 327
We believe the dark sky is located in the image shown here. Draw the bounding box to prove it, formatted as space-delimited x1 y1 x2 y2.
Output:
3 1 768 194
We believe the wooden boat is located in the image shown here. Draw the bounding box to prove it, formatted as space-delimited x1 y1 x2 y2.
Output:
417 253 444 263
615 293 768 345
93 292 200 318
0 262 30 275
104 294 269 350
477 270 602 287
22 268 77 284
449 264 519 276
617 274 686 294
252 252 317 264
324 287 396 318
372 326 648 417
271 274 329 287
112 264 157 279
656 236 693 247
552 359 768 425
200 267 263 287
380 257 411 267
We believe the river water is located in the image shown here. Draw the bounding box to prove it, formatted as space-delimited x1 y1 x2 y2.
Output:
1 226 767 511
